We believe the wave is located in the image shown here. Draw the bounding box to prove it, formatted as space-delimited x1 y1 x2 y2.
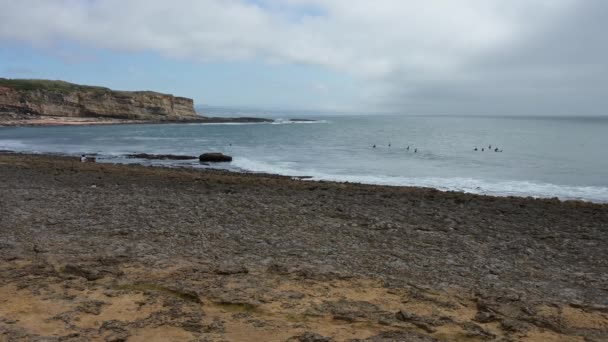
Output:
232 157 608 203
271 118 329 125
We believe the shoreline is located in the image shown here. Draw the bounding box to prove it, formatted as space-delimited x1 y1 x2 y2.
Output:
1 150 606 204
1 152 607 340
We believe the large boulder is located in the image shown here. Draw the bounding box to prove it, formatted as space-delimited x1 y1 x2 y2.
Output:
199 153 232 162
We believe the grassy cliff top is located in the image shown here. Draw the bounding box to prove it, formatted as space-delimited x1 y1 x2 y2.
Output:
0 78 112 93
0 78 180 98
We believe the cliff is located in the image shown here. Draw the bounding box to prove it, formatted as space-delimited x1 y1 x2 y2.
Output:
0 79 199 121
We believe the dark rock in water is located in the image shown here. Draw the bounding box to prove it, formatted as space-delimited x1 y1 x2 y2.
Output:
126 153 196 160
199 153 232 162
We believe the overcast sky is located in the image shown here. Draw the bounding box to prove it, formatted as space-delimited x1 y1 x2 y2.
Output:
1 0 606 115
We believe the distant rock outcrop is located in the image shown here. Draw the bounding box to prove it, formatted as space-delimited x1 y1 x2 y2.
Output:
0 78 199 121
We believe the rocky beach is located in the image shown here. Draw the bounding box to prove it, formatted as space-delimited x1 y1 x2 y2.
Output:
0 153 606 341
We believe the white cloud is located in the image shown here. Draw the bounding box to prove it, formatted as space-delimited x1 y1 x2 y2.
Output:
2 0 600 114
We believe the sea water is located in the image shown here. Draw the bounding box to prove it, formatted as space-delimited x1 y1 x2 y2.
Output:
1 113 607 203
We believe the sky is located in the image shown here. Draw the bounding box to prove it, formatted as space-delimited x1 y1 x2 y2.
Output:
0 0 606 115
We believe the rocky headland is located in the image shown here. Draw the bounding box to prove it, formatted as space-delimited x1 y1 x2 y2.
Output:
0 79 272 126
0 153 606 341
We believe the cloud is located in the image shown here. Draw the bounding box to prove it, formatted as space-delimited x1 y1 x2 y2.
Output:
1 0 604 114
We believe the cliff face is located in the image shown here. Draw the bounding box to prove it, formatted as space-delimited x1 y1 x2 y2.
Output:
0 79 198 121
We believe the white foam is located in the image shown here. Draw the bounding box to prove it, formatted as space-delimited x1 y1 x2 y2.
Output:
271 118 329 125
232 157 608 203
0 139 27 150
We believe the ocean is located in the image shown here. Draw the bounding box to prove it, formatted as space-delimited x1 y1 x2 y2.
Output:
1 113 607 203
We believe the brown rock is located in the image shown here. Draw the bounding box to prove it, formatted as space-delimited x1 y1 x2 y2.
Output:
0 79 198 121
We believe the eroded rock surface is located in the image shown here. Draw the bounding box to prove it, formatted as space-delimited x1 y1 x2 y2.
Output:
0 153 607 341
0 79 197 121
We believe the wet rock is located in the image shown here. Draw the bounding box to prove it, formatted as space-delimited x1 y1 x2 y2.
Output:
199 153 232 162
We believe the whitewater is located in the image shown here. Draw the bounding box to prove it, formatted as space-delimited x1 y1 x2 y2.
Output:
1 114 607 203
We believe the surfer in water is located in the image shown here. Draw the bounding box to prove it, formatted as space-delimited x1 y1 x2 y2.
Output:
474 147 478 151
373 144 376 148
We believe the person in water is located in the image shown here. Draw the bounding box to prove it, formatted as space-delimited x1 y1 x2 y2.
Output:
482 148 485 151
414 148 417 153
373 144 376 148
388 142 391 147
474 147 478 151
489 144 492 149
406 146 410 151
494 147 499 152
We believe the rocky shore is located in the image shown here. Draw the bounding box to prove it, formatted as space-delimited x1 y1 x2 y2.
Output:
0 153 606 341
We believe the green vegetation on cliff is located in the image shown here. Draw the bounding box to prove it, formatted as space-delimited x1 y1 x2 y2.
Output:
0 78 110 93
